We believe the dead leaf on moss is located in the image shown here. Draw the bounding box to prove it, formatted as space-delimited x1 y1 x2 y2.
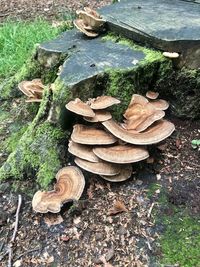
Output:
108 200 128 215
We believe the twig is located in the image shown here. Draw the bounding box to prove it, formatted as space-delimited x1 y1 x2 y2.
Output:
8 194 22 267
11 195 22 243
15 247 40 261
147 202 155 218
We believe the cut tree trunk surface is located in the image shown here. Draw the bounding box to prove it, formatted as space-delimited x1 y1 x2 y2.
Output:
100 0 200 68
38 30 145 87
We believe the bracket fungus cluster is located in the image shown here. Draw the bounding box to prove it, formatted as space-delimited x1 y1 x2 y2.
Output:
32 93 175 213
66 94 175 183
74 7 105 37
32 167 85 213
18 79 44 102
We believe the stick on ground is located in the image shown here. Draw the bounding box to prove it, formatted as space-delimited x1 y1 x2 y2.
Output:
7 194 22 267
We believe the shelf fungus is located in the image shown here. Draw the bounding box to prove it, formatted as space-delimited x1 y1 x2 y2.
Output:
18 79 44 102
89 96 121 110
32 166 85 213
102 119 175 145
100 164 133 182
163 52 179 59
123 94 165 132
75 157 121 176
71 124 117 145
84 110 112 122
93 145 149 164
65 93 175 183
68 140 99 163
74 8 105 37
66 98 95 117
149 99 169 111
146 91 159 100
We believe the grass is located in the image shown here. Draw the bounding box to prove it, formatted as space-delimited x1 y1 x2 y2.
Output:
0 18 61 80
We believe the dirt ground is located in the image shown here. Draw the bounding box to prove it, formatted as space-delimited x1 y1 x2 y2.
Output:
0 109 200 266
0 0 112 22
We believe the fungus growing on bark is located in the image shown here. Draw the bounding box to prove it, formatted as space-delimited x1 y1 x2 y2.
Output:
89 96 121 110
18 79 44 102
150 99 169 111
123 94 165 132
65 94 175 184
163 52 179 58
93 145 149 164
84 110 112 122
73 19 98 37
100 164 133 182
74 8 105 37
68 140 99 162
32 167 85 213
102 119 175 145
75 157 120 176
66 98 95 117
146 91 159 100
71 124 117 145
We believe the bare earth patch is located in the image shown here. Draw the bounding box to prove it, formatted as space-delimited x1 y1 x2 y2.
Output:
0 0 112 22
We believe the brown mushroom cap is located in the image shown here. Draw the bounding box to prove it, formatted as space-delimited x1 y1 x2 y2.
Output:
18 79 44 102
71 124 117 145
90 96 121 110
100 164 132 182
150 99 169 110
73 19 98 37
84 110 112 122
68 140 99 162
163 52 179 59
32 166 85 213
75 157 120 176
123 97 165 132
93 145 149 164
76 10 105 29
128 94 149 107
146 91 159 100
66 98 95 117
83 7 101 18
134 110 165 132
102 119 175 145
18 81 36 97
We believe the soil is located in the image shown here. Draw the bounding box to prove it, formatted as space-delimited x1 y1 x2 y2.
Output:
0 0 112 22
0 115 200 267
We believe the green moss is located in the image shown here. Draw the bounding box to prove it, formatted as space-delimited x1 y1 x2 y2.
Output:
160 212 200 267
102 33 173 120
0 121 68 189
149 184 200 267
3 125 28 153
0 48 42 99
102 33 168 64
0 86 69 189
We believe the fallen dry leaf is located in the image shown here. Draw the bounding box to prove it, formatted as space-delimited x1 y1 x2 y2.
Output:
87 184 94 199
44 214 63 227
146 157 155 164
157 143 168 151
176 139 181 149
60 234 70 242
108 200 128 215
13 259 22 267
